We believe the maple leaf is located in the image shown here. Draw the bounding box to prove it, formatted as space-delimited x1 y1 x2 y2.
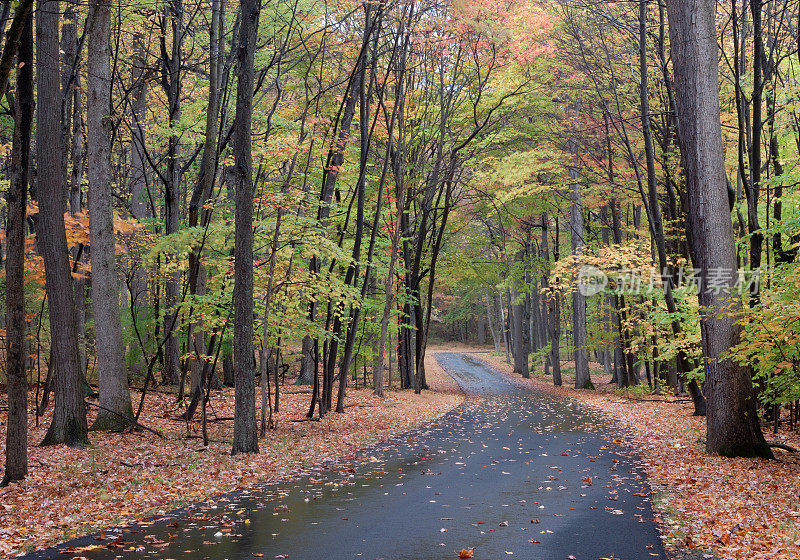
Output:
458 549 474 558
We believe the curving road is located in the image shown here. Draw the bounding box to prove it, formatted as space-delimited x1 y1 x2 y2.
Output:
27 352 667 560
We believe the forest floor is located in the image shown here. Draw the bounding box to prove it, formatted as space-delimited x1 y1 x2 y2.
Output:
440 343 800 560
0 355 463 558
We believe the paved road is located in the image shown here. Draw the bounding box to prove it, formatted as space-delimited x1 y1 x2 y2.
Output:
28 352 667 560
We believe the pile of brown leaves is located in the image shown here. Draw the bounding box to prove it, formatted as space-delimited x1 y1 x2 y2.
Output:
0 355 463 558
466 347 800 560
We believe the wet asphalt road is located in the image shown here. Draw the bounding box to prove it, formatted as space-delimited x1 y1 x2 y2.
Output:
26 352 667 560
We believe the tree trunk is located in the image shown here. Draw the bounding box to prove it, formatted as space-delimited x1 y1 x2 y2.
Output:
374 35 409 395
38 0 89 447
162 0 183 386
511 283 529 377
569 128 591 389
231 0 260 455
542 214 562 386
3 7 32 486
62 3 87 383
667 0 771 458
485 290 501 353
128 31 150 353
335 4 376 410
746 0 764 300
260 212 281 435
186 0 223 395
374 243 398 397
302 25 364 402
639 0 704 410
414 182 453 394
223 354 234 387
61 3 77 212
530 281 543 351
129 31 150 224
296 336 315 385
0 0 34 98
87 0 134 431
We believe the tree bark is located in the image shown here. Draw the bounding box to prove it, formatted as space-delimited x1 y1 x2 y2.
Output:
511 283 529 378
231 0 260 455
541 214 562 385
87 0 134 431
38 0 89 447
639 0 705 410
162 0 183 386
569 127 591 389
746 0 764 299
335 4 377 411
62 2 87 383
127 30 151 381
296 336 315 385
667 0 771 458
0 0 34 98
259 212 281 435
186 0 223 396
485 290 501 353
129 31 150 224
3 8 32 486
499 292 510 364
374 237 398 397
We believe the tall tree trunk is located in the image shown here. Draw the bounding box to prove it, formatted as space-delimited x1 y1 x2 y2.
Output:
87 0 134 431
541 214 562 386
300 45 361 400
38 0 89 448
607 198 636 389
127 31 151 382
530 280 543 352
639 0 705 410
763 38 785 260
303 22 373 401
569 125 591 389
129 31 150 224
259 212 281 435
746 0 764 300
598 207 614 377
186 0 223 400
499 291 510 364
335 3 376 411
374 233 398 397
62 2 87 383
3 7 32 486
372 8 409 397
61 2 78 212
231 0 260 455
485 290 501 353
601 113 627 387
511 281 529 378
0 0 34 98
667 0 771 458
162 0 183 385
297 336 315 385
128 30 150 312
414 180 453 394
